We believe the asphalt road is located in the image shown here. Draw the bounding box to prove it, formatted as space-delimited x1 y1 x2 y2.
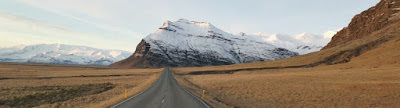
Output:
111 68 211 108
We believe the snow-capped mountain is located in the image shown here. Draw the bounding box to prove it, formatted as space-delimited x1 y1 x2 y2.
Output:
0 44 132 65
242 32 334 55
112 19 299 68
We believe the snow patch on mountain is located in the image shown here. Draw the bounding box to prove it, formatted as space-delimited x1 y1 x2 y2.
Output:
241 30 340 55
147 19 300 63
0 44 132 65
113 19 299 68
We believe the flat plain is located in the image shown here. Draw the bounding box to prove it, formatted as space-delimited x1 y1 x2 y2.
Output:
175 64 400 107
0 63 162 108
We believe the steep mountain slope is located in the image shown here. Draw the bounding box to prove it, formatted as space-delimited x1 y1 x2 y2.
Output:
324 0 400 49
0 44 131 65
112 19 298 68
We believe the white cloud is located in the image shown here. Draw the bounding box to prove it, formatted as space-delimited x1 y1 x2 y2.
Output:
0 12 135 51
2 0 148 51
18 0 109 19
17 0 145 39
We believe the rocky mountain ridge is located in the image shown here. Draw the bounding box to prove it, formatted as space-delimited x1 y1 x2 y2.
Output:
324 0 400 49
112 19 299 68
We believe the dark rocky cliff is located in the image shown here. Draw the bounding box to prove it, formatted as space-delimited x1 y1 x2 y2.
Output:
324 0 400 49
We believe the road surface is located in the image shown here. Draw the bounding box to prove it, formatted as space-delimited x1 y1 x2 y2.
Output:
111 68 210 108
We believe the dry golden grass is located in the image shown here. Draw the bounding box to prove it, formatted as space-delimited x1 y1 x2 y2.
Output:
173 23 400 107
0 63 162 108
175 64 400 107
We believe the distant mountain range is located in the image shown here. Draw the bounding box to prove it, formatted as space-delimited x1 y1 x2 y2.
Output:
240 32 333 55
0 44 131 65
0 21 336 66
112 19 299 68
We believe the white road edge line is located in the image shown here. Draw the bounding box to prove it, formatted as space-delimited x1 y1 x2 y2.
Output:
171 70 211 108
110 70 164 108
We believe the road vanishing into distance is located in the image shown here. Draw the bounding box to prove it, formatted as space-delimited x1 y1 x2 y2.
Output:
111 68 210 108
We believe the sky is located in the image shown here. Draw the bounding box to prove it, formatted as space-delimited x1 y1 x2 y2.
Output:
0 0 379 51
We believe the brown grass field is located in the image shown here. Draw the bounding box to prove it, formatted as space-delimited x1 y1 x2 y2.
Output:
0 63 162 108
173 24 400 107
174 64 400 107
